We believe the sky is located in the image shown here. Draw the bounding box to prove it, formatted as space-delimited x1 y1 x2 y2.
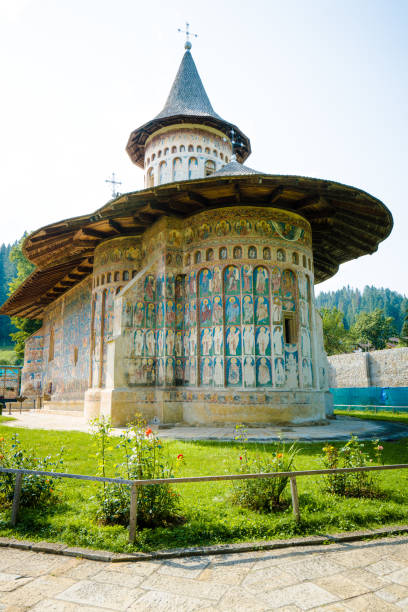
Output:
0 0 406 296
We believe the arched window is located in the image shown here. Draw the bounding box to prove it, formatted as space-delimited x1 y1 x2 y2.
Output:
48 326 55 362
206 248 214 261
188 157 199 179
194 251 201 264
123 270 129 281
164 147 169 155
188 144 194 152
157 150 162 158
179 145 185 152
308 258 312 270
277 248 286 262
302 254 307 267
213 149 218 157
220 152 224 160
205 147 210 154
248 246 257 259
204 160 216 176
173 157 183 181
292 252 299 264
159 160 167 184
225 156 229 163
219 247 227 259
197 145 202 153
101 274 105 285
185 254 191 266
146 157 150 165
132 270 137 278
171 145 177 153
263 247 271 260
147 167 154 188
107 272 111 283
114 271 120 282
151 153 155 161
233 246 242 259
115 286 122 295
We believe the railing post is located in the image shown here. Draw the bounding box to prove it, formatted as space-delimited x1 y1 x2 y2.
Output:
11 473 23 526
128 482 139 544
290 476 300 522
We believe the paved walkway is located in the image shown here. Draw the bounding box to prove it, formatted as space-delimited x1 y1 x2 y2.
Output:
2 410 407 442
1 536 408 610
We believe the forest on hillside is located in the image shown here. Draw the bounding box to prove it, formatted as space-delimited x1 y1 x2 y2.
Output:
316 286 408 331
0 242 17 346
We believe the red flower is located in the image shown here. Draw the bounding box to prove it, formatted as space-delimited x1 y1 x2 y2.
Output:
239 456 243 460
177 454 184 460
145 428 153 436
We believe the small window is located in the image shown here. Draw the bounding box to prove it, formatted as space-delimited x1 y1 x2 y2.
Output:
233 246 242 259
115 286 122 295
146 157 150 165
180 145 185 152
303 255 307 267
114 271 120 282
225 156 229 163
277 249 286 262
123 270 129 281
308 258 312 270
188 144 194 152
101 274 105 285
194 251 201 264
204 160 216 176
206 248 214 261
73 347 78 366
158 150 162 158
197 145 202 153
147 167 154 187
132 270 137 278
205 147 210 154
263 247 271 260
107 272 111 283
159 160 167 184
185 254 191 265
151 153 155 161
283 314 297 344
164 147 169 155
248 246 257 259
220 152 224 160
96 277 100 286
292 252 299 264
171 145 177 153
48 327 55 362
213 149 218 157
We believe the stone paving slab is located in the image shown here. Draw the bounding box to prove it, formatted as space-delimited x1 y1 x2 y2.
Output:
1 536 408 610
2 411 407 442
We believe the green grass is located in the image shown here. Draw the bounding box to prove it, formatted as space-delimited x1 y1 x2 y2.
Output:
335 409 408 425
0 346 18 365
0 416 16 423
0 425 407 553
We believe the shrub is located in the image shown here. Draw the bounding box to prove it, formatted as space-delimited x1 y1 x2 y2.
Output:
231 425 298 512
91 416 182 528
0 433 64 508
322 435 384 498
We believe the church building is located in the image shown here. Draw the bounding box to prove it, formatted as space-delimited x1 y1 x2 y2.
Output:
0 39 393 426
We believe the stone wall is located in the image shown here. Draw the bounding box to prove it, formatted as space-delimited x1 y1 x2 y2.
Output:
328 348 408 388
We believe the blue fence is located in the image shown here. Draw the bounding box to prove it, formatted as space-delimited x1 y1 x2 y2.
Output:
331 387 408 412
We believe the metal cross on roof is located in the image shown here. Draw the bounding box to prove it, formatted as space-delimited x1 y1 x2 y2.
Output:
105 172 122 199
178 22 198 50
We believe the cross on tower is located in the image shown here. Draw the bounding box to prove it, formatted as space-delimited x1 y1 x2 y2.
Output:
105 172 122 199
178 22 198 50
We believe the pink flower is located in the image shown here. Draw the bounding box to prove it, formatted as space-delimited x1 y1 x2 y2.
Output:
378 445 383 451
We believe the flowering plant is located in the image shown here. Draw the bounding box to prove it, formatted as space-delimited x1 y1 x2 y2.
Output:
322 435 384 498
231 425 298 512
0 433 64 508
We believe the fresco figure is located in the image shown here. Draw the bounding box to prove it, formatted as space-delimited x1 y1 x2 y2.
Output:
156 302 165 327
274 357 285 386
201 328 213 355
257 357 272 386
243 326 254 354
302 358 312 387
271 266 281 293
256 326 270 355
242 295 253 324
189 329 197 355
273 326 284 355
213 267 222 293
176 303 184 328
146 303 155 328
166 329 174 355
166 300 175 325
200 298 212 325
242 265 252 293
146 330 155 356
166 274 174 297
214 357 224 386
302 329 311 357
124 302 133 327
298 273 307 299
199 269 212 296
189 271 196 296
201 357 212 385
190 358 197 385
243 356 255 387
285 352 298 387
254 266 268 294
144 275 155 301
157 330 165 355
175 359 184 381
227 357 241 386
133 302 144 327
225 296 240 325
224 266 240 294
272 298 282 322
255 297 269 324
213 296 223 325
213 326 223 355
134 330 144 356
166 357 174 383
175 331 183 356
157 358 165 384
226 326 241 355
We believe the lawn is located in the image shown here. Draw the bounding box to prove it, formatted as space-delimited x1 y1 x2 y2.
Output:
0 416 16 423
335 409 408 426
0 425 407 553
0 346 19 365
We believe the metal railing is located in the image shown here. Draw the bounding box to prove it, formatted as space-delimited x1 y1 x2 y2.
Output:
335 404 408 413
1 463 407 543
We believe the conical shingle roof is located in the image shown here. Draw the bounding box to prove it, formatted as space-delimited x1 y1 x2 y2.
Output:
126 50 251 168
212 158 262 177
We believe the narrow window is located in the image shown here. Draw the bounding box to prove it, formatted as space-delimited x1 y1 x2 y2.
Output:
147 167 154 188
277 248 286 262
188 144 194 152
48 327 55 362
213 149 218 157
114 271 120 282
107 272 111 283
164 147 169 155
132 270 137 278
204 160 215 176
263 247 271 260
188 157 198 179
151 153 155 161
248 246 257 259
171 145 177 153
157 150 162 158
303 255 307 267
101 274 105 285
197 145 202 153
292 252 299 264
205 147 210 154
220 152 224 160
180 145 185 152
233 246 242 259
206 248 214 261
194 251 201 264
283 314 297 344
173 157 183 181
73 347 78 366
123 270 129 281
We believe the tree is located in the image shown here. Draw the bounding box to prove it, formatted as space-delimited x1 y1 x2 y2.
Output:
8 235 41 361
320 307 353 355
349 309 395 351
400 309 408 347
